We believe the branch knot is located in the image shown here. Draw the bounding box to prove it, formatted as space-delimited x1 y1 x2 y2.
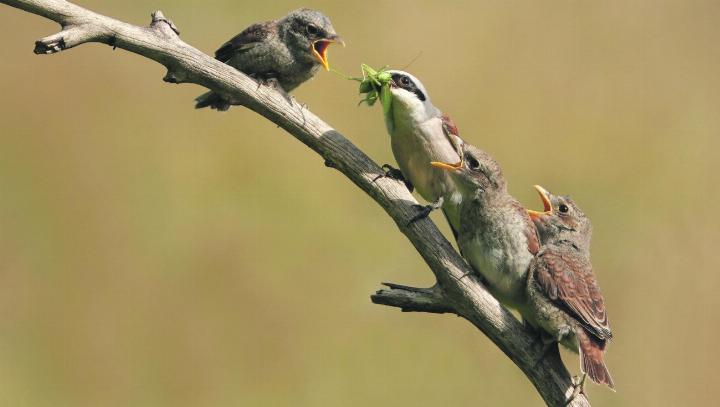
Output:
151 10 180 36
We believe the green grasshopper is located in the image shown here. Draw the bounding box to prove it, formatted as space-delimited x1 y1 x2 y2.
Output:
352 64 394 117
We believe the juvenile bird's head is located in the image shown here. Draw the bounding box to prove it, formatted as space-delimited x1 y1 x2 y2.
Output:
281 9 343 71
431 143 506 198
527 185 592 247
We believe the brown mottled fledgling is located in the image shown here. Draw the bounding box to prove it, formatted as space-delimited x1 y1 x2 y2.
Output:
196 8 342 110
526 185 614 390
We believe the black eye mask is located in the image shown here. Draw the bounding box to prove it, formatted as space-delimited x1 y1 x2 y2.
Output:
391 73 426 101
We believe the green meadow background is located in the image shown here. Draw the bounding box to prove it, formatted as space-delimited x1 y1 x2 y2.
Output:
1 1 718 405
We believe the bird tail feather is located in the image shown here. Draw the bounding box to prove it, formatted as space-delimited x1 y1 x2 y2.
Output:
577 328 615 390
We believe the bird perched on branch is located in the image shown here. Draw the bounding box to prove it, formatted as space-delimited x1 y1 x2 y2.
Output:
525 185 614 390
377 70 464 233
431 143 540 309
195 8 343 111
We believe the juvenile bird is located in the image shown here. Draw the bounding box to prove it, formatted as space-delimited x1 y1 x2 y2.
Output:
525 185 614 390
378 71 464 233
431 144 540 309
195 8 342 110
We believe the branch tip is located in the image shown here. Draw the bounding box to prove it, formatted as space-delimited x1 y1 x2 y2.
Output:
163 69 186 84
34 33 65 54
381 282 428 292
372 282 453 314
151 10 180 35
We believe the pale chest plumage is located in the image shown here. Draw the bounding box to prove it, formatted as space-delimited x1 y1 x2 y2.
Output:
390 113 462 226
390 116 459 197
458 201 535 308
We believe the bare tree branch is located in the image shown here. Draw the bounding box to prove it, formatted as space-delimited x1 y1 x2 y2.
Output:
371 283 454 314
0 1 590 405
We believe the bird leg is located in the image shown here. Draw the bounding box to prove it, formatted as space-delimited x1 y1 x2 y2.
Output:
297 102 309 127
249 72 294 105
566 373 588 405
373 164 414 192
408 196 444 226
530 330 560 370
263 77 293 104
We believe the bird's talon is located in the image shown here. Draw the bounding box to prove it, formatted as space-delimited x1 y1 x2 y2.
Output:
407 205 433 226
407 197 444 226
566 373 588 405
374 164 414 192
458 270 473 280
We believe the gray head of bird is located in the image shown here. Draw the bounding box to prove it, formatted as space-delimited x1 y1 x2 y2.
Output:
281 9 343 71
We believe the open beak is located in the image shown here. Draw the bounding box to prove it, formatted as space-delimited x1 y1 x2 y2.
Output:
312 35 344 71
430 156 464 172
431 141 465 171
527 185 552 220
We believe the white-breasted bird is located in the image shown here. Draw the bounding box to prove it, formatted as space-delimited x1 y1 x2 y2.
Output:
378 70 464 234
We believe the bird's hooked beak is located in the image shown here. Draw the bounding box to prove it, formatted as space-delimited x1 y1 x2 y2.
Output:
527 185 553 221
312 34 344 71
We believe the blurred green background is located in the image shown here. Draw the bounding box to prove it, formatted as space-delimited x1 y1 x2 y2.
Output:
1 1 718 406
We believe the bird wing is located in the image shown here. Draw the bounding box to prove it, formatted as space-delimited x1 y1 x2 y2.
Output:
534 245 612 340
215 21 275 63
440 114 464 154
441 113 460 138
439 113 462 240
511 201 540 255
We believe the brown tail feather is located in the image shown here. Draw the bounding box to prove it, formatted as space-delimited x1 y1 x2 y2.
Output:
577 328 615 389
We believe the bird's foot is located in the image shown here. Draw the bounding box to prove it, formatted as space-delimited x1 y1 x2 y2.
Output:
297 101 308 127
566 373 588 405
262 77 293 104
556 325 572 343
531 331 559 370
407 196 444 226
458 269 474 280
249 73 293 105
372 164 414 192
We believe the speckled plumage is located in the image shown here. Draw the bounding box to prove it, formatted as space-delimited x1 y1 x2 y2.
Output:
525 188 614 389
195 9 340 110
437 144 540 309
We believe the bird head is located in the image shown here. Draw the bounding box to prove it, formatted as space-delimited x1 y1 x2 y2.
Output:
386 70 436 115
282 9 343 71
377 70 438 134
527 185 592 245
431 143 506 197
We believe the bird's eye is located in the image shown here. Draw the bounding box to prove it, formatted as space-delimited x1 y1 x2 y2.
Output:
306 25 319 35
559 204 569 213
400 76 411 86
466 154 480 170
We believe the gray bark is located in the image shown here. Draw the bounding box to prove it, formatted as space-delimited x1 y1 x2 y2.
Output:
0 1 591 405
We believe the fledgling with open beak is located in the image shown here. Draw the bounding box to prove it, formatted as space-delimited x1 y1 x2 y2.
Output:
195 8 343 111
378 70 464 234
431 144 540 309
525 185 615 391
